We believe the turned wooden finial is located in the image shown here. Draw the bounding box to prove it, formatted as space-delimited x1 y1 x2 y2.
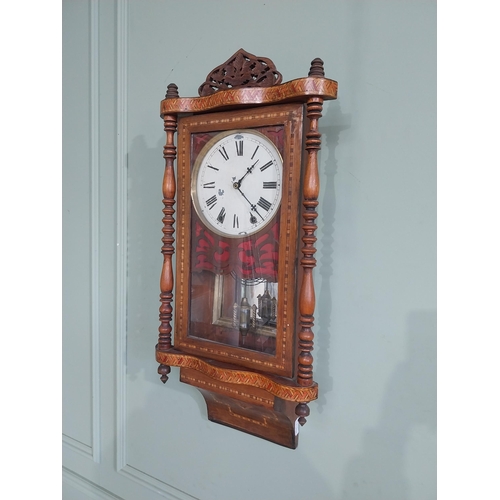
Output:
295 402 310 426
165 83 179 99
308 58 325 77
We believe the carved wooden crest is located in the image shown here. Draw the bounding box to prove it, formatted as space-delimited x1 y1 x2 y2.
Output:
198 49 282 97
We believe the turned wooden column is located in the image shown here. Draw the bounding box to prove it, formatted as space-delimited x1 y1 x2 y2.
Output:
296 59 325 425
157 83 179 383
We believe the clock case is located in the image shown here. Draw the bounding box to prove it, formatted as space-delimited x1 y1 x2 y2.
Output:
155 50 337 449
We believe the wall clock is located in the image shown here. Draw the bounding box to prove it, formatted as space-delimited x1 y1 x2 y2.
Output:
155 49 337 448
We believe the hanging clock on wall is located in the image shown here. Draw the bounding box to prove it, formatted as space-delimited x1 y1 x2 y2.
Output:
155 49 337 448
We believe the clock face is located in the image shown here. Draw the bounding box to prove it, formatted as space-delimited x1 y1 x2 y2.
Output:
192 130 283 237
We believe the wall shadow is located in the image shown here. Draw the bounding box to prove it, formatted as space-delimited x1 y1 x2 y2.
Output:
315 101 351 413
339 310 437 499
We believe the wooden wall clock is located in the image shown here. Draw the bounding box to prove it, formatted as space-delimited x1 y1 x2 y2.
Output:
155 49 337 448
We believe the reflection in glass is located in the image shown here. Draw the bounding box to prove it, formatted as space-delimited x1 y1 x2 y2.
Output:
213 274 277 339
189 271 277 355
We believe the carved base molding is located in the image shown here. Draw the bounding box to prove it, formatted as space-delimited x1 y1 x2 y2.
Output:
156 348 318 402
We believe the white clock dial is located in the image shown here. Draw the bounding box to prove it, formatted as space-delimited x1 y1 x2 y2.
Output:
192 130 283 237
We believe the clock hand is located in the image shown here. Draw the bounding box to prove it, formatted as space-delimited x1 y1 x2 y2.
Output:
233 159 260 189
237 187 265 221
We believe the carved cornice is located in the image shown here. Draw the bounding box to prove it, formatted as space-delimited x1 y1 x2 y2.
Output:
161 77 338 115
156 349 318 402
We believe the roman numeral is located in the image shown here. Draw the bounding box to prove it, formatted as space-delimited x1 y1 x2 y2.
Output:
203 181 215 188
206 195 217 210
233 214 239 228
260 160 273 172
207 165 219 171
217 207 226 223
219 146 229 161
235 140 243 156
251 145 259 159
263 181 277 189
257 197 272 211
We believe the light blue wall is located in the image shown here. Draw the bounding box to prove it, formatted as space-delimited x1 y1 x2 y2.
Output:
63 1 436 499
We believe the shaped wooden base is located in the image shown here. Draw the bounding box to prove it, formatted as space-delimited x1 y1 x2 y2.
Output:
181 367 300 449
156 348 317 448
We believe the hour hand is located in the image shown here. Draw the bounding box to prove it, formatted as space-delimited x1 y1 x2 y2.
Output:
233 159 259 189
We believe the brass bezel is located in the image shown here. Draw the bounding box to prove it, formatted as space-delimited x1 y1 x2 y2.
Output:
190 129 284 239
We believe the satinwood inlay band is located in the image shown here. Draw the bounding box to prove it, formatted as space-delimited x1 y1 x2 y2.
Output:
156 349 318 402
161 77 337 116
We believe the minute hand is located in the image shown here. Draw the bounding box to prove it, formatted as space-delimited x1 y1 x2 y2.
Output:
237 187 264 221
234 159 259 188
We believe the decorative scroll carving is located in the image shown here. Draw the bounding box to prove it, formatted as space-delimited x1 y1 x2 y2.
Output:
295 59 325 425
157 83 179 384
198 49 282 97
